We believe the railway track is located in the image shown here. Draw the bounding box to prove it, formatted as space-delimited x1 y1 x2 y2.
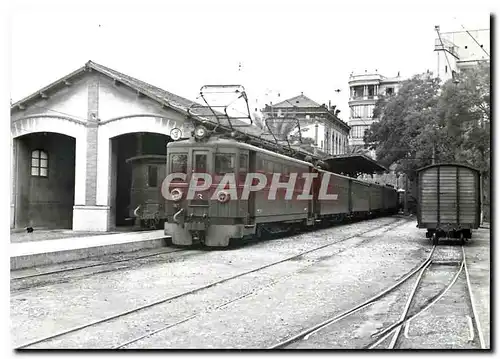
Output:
12 216 401 285
269 244 486 350
16 218 407 349
11 248 187 282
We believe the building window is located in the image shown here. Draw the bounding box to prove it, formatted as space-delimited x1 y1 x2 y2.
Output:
386 87 394 96
351 105 364 118
352 86 364 98
445 65 448 73
350 125 370 139
368 86 375 98
31 149 48 177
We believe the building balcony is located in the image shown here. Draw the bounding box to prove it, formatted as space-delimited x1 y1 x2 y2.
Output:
349 95 379 101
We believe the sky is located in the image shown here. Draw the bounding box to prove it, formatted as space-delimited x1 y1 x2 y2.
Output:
8 0 495 121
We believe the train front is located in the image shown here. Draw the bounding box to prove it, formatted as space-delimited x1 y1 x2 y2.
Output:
163 126 253 247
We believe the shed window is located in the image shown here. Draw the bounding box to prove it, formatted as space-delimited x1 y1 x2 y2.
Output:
215 154 235 175
148 166 158 187
31 150 48 177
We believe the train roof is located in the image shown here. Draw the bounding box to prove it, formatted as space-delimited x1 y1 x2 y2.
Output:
168 137 315 168
168 137 398 191
416 163 480 174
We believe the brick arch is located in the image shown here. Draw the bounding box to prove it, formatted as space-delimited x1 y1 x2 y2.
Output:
11 115 86 139
99 114 187 140
11 116 88 223
95 115 190 218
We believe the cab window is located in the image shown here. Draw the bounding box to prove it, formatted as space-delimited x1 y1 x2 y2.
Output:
215 154 235 175
170 153 187 173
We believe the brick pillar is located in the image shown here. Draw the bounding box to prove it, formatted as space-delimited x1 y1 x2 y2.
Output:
73 73 110 231
85 76 99 205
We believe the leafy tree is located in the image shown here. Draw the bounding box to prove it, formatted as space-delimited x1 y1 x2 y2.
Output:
347 144 371 156
364 73 442 179
438 63 491 219
364 64 490 219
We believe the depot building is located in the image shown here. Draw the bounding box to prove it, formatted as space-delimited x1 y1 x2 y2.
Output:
10 61 202 232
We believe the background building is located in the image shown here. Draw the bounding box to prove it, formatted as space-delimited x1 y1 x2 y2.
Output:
434 27 490 82
261 93 350 157
347 71 403 158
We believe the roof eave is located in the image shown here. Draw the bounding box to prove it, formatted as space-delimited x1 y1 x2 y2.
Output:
11 65 87 111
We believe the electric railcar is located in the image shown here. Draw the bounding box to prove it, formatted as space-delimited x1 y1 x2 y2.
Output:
160 125 398 247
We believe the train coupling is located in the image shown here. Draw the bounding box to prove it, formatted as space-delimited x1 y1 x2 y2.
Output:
191 230 206 245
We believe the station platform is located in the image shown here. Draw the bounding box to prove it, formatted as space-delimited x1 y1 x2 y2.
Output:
10 230 171 270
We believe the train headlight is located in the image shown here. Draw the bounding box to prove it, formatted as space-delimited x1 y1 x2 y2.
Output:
170 128 182 141
217 191 230 203
170 188 183 202
194 125 208 140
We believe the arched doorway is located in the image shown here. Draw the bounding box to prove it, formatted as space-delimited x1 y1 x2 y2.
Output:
13 132 76 229
110 132 172 229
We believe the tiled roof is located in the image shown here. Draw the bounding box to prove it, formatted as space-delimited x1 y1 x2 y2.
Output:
271 94 321 108
11 60 323 158
90 62 274 138
86 61 220 120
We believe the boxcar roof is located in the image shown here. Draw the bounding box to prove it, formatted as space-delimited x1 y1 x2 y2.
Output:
417 163 480 174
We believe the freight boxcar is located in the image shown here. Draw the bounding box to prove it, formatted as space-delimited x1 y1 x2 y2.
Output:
417 163 481 245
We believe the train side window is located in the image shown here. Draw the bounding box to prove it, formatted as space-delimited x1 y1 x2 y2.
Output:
170 154 188 174
282 164 289 180
215 154 235 175
239 154 248 172
239 154 248 182
148 166 158 187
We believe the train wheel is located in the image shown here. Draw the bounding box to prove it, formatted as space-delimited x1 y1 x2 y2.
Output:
432 232 439 246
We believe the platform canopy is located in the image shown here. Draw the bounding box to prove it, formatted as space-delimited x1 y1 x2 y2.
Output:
323 154 389 177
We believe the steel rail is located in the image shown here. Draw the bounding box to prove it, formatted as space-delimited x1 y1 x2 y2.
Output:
11 248 186 281
16 219 404 349
268 245 437 349
368 250 465 349
462 246 486 349
387 256 433 349
382 245 464 349
113 220 406 349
